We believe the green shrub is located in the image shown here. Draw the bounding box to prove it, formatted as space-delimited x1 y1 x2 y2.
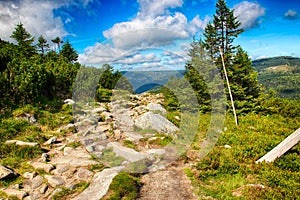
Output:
104 172 141 200
96 88 112 102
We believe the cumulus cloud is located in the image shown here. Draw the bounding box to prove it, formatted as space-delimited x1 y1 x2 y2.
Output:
0 0 95 43
0 0 69 42
233 1 265 30
103 0 209 49
285 9 298 20
80 0 209 68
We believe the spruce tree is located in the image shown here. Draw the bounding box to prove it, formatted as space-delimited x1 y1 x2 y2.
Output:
197 0 260 112
37 35 50 55
10 23 36 57
60 40 78 63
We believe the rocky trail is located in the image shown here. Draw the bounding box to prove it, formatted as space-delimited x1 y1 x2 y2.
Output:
0 92 198 200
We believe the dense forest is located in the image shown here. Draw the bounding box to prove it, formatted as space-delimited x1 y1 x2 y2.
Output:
0 0 300 199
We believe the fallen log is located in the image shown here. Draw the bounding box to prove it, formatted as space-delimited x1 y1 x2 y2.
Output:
256 128 300 163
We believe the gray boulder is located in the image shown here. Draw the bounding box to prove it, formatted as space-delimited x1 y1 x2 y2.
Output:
147 103 167 115
134 112 178 135
107 142 146 162
72 166 124 200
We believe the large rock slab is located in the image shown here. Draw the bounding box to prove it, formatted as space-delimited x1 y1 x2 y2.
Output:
1 188 27 199
147 103 167 115
27 162 55 173
50 156 98 168
72 166 124 200
63 147 91 158
0 165 19 180
107 142 146 162
44 175 65 187
134 112 179 135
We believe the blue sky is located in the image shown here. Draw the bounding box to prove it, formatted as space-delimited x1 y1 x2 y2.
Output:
0 0 299 70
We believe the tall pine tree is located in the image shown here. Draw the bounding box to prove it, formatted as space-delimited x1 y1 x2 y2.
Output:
190 0 261 113
10 23 36 57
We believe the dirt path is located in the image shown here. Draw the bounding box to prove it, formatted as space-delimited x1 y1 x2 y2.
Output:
139 162 198 200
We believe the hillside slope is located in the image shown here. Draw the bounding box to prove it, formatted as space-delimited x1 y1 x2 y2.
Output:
252 56 300 99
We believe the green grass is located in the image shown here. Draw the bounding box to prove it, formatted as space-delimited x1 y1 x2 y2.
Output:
190 113 300 199
123 140 138 150
0 103 74 189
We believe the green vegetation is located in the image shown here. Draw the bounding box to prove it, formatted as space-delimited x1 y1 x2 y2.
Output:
252 56 300 100
189 113 300 199
103 172 141 200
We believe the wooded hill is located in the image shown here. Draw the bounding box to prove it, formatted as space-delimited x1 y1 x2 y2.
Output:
252 56 300 99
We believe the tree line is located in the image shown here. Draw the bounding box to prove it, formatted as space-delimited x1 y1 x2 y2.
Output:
0 23 125 114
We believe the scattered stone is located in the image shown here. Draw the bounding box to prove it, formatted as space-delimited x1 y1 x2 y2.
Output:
4 140 18 145
51 164 69 176
16 113 37 124
0 165 19 180
41 153 49 162
43 136 57 145
135 112 179 135
224 144 232 149
75 118 98 133
114 112 135 130
85 145 95 153
44 175 65 187
90 107 106 114
5 140 38 147
50 156 98 168
107 142 146 162
16 141 39 147
123 131 144 141
28 161 55 173
31 175 44 190
76 168 93 180
174 116 180 120
113 129 122 140
1 188 27 199
10 184 20 190
23 172 36 180
64 99 75 105
72 166 124 200
63 147 91 158
80 138 94 146
39 184 48 194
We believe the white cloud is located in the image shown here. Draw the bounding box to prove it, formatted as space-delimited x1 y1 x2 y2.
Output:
103 0 209 49
138 0 183 18
78 43 125 65
233 1 265 30
0 0 69 43
80 0 209 68
285 9 298 20
0 0 96 44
